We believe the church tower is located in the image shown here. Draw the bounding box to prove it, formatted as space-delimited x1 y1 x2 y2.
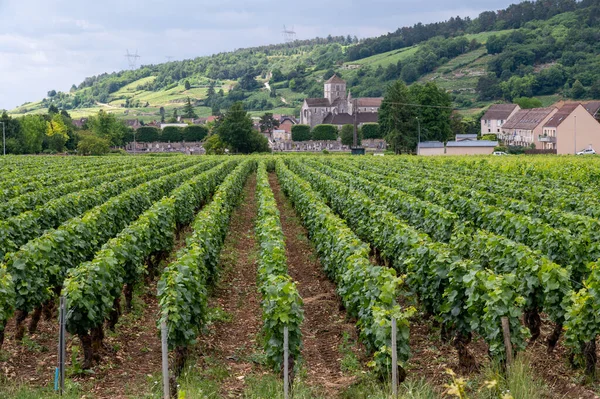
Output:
324 74 347 103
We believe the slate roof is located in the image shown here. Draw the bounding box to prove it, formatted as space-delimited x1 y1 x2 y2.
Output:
544 103 579 128
584 101 600 117
502 108 555 130
482 104 519 120
418 141 444 148
325 74 346 84
447 140 498 147
357 98 383 107
304 98 331 107
322 112 379 125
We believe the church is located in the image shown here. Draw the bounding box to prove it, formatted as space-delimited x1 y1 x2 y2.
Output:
300 75 382 128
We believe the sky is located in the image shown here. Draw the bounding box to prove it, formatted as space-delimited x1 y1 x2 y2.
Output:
0 0 521 110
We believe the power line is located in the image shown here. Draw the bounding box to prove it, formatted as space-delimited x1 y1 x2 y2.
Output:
282 25 296 44
125 49 141 69
379 101 456 110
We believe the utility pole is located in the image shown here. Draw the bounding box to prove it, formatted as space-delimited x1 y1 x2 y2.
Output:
353 98 359 147
416 117 421 155
1 121 5 156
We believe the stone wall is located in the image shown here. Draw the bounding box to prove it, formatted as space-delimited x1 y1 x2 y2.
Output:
125 141 205 155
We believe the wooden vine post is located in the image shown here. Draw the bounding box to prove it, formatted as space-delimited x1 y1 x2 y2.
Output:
501 317 513 368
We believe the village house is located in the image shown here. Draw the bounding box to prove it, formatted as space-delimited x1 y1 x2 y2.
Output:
417 138 497 156
499 107 557 147
541 103 600 154
445 139 498 155
72 118 88 129
418 141 445 156
480 104 521 136
278 116 297 133
583 101 600 122
124 119 142 130
300 75 382 128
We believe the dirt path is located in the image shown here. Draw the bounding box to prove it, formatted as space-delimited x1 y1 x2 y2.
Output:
269 173 362 395
202 174 263 397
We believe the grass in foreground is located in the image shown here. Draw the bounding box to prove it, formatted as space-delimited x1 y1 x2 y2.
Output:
0 377 85 399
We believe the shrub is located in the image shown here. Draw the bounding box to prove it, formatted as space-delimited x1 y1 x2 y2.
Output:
291 124 311 141
361 123 382 139
77 133 111 156
204 134 227 155
341 124 361 146
311 124 337 141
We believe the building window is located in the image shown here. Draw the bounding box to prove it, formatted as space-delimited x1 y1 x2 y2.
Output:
488 129 491 133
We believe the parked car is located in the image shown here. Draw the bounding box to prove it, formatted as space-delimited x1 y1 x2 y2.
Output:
576 148 596 155
492 151 508 156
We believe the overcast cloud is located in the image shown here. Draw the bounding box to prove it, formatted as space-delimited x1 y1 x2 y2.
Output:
0 0 520 110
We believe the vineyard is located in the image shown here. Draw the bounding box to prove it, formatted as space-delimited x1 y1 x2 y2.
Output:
1 154 600 398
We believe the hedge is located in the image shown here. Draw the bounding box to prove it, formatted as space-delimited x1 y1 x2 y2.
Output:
361 123 382 139
161 126 183 142
183 125 209 142
136 127 160 143
291 124 311 141
311 124 337 141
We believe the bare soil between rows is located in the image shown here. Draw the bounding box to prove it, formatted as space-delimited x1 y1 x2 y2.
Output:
269 172 365 396
196 174 264 397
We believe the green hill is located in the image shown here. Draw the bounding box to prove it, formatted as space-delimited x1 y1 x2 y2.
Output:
8 0 600 121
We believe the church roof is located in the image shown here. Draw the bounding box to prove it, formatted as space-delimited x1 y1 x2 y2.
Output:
322 112 378 125
357 98 383 107
325 74 346 84
304 98 331 107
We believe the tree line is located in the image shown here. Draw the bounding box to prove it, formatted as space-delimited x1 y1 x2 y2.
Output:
346 0 583 62
476 4 600 102
0 108 134 155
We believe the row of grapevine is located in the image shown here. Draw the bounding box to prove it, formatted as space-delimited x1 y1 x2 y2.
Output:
158 160 253 374
290 158 570 367
366 157 600 218
327 159 587 279
357 159 600 245
0 158 199 259
275 159 412 375
0 157 143 201
0 159 221 347
0 158 162 219
62 160 237 368
255 160 303 370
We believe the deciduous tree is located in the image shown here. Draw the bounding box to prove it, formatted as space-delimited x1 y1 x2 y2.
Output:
259 113 279 137
217 102 269 153
379 80 417 153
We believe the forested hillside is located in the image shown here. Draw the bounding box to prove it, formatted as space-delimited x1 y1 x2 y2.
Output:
8 0 600 120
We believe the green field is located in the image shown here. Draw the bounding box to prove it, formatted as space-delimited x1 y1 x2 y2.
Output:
344 46 419 68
